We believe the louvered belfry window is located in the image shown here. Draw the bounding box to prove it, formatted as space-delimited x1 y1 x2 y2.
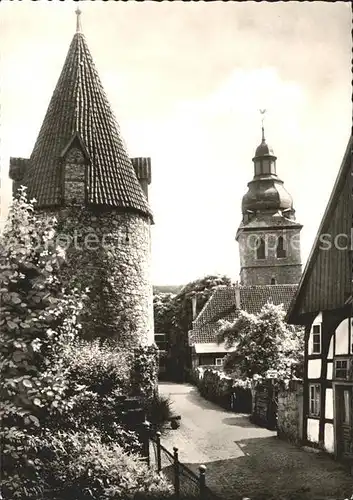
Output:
256 238 266 260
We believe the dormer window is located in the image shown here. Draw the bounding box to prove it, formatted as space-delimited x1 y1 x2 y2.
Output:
276 236 286 258
256 238 266 260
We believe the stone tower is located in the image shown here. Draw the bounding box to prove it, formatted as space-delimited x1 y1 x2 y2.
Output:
8 13 154 347
236 123 302 286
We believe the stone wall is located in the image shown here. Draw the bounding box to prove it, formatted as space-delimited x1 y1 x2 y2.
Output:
238 227 302 285
241 264 302 286
277 380 303 444
43 207 154 347
251 380 277 429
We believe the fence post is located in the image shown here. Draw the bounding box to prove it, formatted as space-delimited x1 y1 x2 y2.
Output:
199 464 206 499
156 431 162 472
173 446 180 497
142 421 150 466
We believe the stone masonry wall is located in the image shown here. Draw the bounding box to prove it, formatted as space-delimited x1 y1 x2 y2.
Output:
42 207 154 347
277 380 303 444
241 264 302 286
238 227 302 285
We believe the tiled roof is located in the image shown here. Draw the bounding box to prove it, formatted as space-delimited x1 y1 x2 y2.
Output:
239 284 297 315
22 32 152 218
189 284 297 345
193 285 238 329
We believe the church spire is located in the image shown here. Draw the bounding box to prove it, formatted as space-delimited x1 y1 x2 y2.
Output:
75 7 82 33
260 109 266 143
252 110 277 177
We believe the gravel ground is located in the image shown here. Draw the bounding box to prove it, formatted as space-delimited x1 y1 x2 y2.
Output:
157 382 353 500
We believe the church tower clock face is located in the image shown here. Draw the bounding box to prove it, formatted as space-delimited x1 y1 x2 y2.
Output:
236 114 302 286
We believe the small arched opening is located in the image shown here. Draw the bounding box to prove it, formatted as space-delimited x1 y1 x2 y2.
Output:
276 235 286 258
256 238 266 260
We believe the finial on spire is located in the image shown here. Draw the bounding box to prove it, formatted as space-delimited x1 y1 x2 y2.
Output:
75 6 82 33
260 109 266 142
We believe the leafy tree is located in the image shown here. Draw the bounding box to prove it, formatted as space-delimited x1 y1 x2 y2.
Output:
217 302 304 379
166 274 233 380
153 292 176 334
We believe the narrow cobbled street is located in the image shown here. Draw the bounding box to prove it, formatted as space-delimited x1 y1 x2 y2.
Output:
158 383 352 500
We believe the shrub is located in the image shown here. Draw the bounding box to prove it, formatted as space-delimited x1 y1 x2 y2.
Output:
43 339 141 450
131 345 159 400
36 429 173 500
60 339 132 396
144 394 175 435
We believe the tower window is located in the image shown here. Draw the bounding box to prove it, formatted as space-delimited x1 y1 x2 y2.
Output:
262 159 271 175
254 161 262 176
270 278 276 285
276 236 286 258
256 238 266 260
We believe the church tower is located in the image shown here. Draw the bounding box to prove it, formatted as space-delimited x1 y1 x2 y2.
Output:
236 118 302 286
8 11 154 347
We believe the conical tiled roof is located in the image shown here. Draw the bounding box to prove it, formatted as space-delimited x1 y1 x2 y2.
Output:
24 31 152 219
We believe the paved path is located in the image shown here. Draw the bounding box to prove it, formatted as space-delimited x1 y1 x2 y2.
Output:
158 382 353 500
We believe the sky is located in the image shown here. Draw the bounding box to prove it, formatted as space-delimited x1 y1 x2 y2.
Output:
0 1 351 286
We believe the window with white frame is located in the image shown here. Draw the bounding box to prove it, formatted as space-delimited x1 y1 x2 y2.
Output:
215 358 224 366
312 324 321 354
334 358 350 380
309 384 321 417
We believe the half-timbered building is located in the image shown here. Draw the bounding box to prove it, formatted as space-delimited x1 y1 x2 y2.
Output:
286 134 353 462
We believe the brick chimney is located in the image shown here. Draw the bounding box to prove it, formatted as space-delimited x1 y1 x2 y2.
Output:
131 157 151 200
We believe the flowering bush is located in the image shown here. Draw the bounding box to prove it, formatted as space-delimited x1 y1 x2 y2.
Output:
218 303 304 379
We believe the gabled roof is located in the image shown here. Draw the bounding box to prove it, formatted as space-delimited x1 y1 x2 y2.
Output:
189 284 297 345
286 135 353 324
22 30 152 218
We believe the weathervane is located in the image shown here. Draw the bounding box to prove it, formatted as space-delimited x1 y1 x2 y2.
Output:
259 109 266 141
75 6 82 33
